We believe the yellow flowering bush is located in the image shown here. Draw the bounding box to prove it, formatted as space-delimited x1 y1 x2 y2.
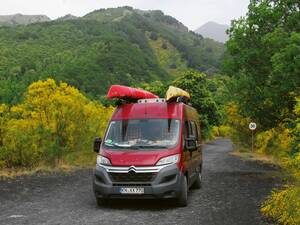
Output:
220 103 252 149
255 126 292 157
261 99 300 225
0 104 9 168
211 125 233 138
291 98 300 155
261 185 300 225
1 119 42 168
0 79 113 168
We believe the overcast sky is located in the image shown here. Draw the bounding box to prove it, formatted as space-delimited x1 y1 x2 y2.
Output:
0 0 250 30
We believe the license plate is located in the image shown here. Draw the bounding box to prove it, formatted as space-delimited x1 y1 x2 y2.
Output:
119 187 144 194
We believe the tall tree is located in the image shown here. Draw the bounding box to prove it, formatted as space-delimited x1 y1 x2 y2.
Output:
172 70 221 138
223 0 300 129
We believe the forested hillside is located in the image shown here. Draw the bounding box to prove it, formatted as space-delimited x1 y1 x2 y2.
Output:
0 7 224 104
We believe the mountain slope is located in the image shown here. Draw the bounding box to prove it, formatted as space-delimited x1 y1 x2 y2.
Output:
0 14 50 26
0 7 224 103
195 21 229 43
56 14 78 21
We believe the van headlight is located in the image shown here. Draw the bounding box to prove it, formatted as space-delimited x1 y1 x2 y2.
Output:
97 155 111 166
156 154 180 166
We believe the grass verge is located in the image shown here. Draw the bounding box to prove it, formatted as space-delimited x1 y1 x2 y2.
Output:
0 151 96 179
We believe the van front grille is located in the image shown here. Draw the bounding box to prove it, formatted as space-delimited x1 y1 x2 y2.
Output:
112 183 151 186
109 172 155 183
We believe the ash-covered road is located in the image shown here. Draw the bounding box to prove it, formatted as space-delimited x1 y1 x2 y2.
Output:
0 139 280 225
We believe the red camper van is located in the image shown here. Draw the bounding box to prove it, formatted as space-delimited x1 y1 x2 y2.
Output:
93 85 202 207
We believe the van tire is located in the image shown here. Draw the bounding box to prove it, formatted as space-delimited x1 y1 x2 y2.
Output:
96 198 108 207
176 176 188 207
192 172 202 189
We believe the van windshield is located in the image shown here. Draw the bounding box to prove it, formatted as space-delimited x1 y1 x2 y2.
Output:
104 119 180 149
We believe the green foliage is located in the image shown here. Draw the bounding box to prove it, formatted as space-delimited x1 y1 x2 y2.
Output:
140 81 167 98
223 0 300 129
0 79 113 168
147 35 188 77
221 103 252 148
206 74 231 121
0 19 167 103
140 10 224 74
172 70 221 138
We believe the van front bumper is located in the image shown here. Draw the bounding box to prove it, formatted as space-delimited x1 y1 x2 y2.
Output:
93 164 183 199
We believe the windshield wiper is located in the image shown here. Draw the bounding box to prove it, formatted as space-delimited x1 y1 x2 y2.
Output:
131 144 168 149
104 142 141 149
105 141 168 149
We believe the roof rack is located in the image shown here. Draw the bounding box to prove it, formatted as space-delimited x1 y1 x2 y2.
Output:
137 98 190 105
176 96 189 104
138 98 166 103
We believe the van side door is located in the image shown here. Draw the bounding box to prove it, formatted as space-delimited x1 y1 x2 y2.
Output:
183 120 194 183
187 121 200 183
190 121 202 174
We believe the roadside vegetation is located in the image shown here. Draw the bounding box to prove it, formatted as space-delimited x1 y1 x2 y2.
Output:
215 0 300 224
0 79 113 176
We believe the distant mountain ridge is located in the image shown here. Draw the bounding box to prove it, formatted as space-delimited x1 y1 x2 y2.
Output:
83 8 189 33
195 21 229 43
56 14 78 21
0 14 50 26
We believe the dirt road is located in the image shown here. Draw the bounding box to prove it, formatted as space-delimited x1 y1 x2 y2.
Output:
0 139 280 225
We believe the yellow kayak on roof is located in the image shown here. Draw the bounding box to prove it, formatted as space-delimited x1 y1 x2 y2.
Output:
165 86 190 101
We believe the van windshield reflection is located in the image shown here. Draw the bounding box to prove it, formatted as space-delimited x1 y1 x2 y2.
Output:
104 119 180 150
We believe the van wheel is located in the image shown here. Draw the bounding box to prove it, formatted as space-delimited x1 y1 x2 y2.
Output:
96 198 108 207
176 176 188 207
192 172 202 189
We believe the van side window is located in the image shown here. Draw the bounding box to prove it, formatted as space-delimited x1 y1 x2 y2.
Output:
196 123 201 141
184 121 189 137
190 121 198 140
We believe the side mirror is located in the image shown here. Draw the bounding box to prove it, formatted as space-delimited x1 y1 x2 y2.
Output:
185 137 197 151
94 137 102 153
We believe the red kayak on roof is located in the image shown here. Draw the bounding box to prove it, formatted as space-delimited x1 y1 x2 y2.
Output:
107 85 159 100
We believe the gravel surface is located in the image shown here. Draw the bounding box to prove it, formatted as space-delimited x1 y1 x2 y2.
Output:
0 139 280 225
